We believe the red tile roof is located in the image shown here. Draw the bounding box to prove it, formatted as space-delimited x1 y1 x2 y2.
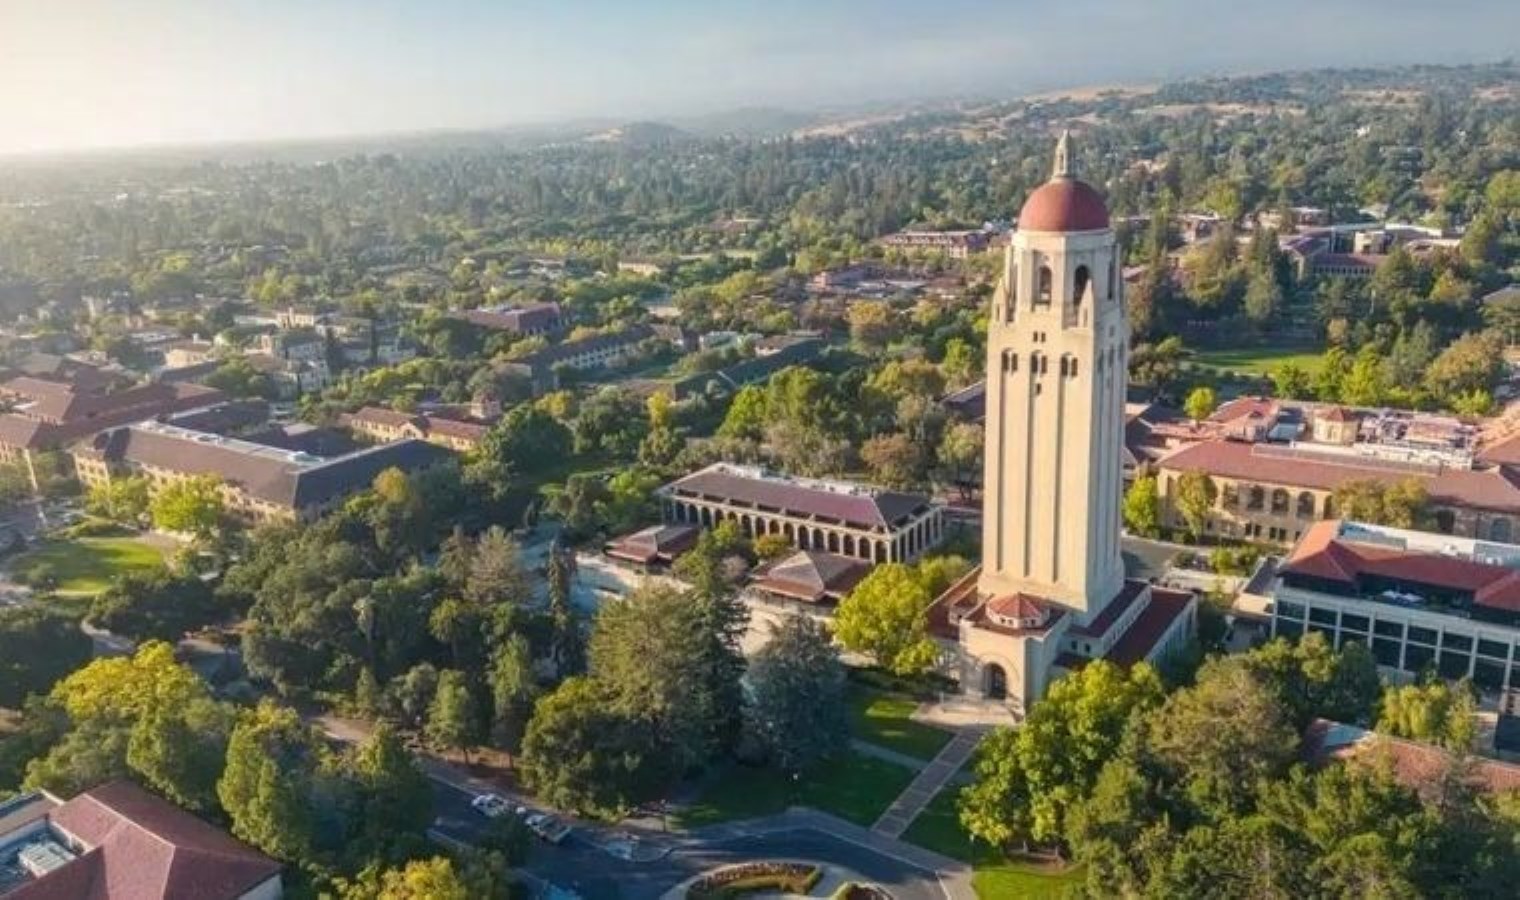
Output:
1282 520 1520 614
666 464 931 531
11 780 280 900
985 593 1047 621
1158 440 1520 514
1208 396 1277 426
605 524 700 564
751 550 868 603
1104 586 1194 667
1303 719 1520 798
1018 178 1110 232
1478 430 1520 466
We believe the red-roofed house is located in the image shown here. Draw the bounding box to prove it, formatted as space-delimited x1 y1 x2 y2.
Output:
0 781 282 899
1271 520 1520 694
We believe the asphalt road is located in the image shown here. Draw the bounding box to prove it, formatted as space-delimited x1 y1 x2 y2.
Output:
430 781 944 900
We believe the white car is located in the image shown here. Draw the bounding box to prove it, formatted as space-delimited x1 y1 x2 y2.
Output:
471 793 511 818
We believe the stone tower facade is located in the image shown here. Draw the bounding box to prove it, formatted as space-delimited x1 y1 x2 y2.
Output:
977 132 1127 622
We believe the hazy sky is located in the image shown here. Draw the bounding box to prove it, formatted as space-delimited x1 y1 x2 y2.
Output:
1 0 1516 154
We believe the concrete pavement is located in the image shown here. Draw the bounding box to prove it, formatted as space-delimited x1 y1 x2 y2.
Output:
870 729 984 840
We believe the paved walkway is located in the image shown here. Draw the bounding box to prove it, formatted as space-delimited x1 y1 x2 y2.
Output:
870 729 984 840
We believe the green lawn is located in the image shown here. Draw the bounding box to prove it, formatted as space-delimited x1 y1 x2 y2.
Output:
7 536 169 596
903 786 1085 900
1192 346 1323 377
675 750 917 829
848 688 954 761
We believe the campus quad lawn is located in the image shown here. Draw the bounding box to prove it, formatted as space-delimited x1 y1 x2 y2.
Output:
1191 346 1323 377
903 785 1085 900
675 750 916 829
8 536 169 596
848 687 954 761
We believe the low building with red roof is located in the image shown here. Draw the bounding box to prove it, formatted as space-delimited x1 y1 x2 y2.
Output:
0 780 282 899
1155 439 1520 547
1270 520 1520 695
604 523 700 568
1303 718 1520 798
658 463 946 565
748 550 868 604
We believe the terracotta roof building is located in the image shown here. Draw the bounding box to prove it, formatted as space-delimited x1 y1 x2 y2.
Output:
453 302 564 337
1270 520 1520 693
749 550 869 604
344 405 491 452
0 371 223 470
659 463 945 564
72 417 452 524
1155 439 1520 547
604 524 700 567
499 325 661 394
1303 718 1520 798
0 781 282 899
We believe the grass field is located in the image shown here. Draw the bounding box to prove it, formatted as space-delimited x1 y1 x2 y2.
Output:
7 536 169 596
903 785 1085 900
1192 346 1323 377
848 688 954 761
675 750 917 829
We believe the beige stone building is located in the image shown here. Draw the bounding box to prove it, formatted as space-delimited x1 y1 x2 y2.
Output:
1156 439 1520 546
345 405 491 453
928 134 1195 715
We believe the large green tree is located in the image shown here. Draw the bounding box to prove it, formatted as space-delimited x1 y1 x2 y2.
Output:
959 661 1165 849
834 563 938 677
746 614 849 772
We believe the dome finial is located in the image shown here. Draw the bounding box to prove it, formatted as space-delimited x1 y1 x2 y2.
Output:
1052 129 1075 180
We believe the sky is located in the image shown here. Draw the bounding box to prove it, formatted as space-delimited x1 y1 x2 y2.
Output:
0 0 1516 155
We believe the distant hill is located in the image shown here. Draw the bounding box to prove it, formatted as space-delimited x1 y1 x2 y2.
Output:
582 121 694 147
671 106 821 138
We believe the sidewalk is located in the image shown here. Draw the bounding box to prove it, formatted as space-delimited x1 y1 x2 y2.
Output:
870 729 984 840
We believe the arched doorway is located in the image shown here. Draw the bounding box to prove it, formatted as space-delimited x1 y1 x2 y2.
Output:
985 664 1008 700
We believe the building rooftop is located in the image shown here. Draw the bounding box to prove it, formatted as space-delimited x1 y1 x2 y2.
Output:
1303 719 1520 798
605 523 700 566
83 420 452 512
750 550 868 603
1 781 281 900
1159 439 1520 514
455 302 562 333
662 463 933 531
1280 520 1520 616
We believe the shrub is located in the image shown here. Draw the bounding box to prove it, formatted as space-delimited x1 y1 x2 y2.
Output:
61 519 131 539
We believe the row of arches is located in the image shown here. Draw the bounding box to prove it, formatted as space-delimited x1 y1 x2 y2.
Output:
1010 256 1120 307
666 499 944 564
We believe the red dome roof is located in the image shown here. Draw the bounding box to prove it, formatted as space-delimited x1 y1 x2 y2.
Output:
1018 178 1111 233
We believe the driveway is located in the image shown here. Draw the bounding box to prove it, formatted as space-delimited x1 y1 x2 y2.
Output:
430 780 948 900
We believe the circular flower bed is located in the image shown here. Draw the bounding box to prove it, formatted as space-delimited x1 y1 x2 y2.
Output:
829 884 892 900
686 861 822 898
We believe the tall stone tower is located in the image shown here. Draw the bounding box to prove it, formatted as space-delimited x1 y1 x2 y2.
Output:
978 132 1127 622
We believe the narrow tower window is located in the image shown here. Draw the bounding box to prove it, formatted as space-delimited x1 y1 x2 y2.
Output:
1036 265 1053 306
1073 265 1090 306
